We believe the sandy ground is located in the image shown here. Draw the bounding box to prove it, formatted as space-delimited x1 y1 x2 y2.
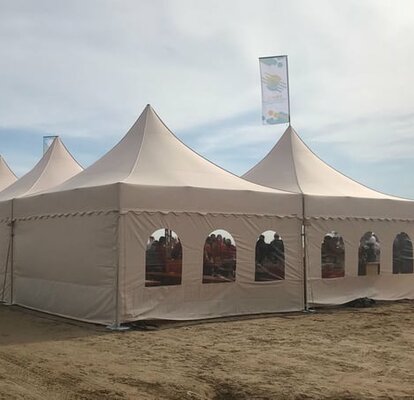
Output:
0 302 413 400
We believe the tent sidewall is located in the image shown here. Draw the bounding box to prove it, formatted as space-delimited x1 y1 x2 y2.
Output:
120 211 304 322
306 218 414 305
13 211 119 325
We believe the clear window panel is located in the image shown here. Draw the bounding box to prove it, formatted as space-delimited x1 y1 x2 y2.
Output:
255 230 285 281
321 231 345 278
145 229 182 287
203 230 236 283
358 232 380 276
393 232 413 274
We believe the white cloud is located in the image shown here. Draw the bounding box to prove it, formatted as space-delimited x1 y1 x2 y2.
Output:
0 0 414 194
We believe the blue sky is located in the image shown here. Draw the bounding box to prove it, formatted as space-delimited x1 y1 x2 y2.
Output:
1 0 414 197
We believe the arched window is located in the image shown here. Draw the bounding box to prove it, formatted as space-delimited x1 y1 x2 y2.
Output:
321 231 345 278
358 232 380 276
203 230 236 283
145 229 182 287
393 232 413 274
255 230 285 281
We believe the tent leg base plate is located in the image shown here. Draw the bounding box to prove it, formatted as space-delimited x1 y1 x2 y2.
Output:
106 323 130 331
303 308 316 313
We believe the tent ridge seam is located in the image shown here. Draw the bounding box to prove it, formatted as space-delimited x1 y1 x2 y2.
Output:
119 209 301 219
306 216 414 222
15 209 119 221
123 106 150 183
20 138 58 196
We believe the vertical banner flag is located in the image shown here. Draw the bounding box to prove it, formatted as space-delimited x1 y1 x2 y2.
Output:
260 55 290 125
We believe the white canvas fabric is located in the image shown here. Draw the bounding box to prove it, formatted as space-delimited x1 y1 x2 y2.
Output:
243 126 414 218
0 137 83 202
243 126 414 305
13 105 304 324
0 138 83 304
0 157 17 193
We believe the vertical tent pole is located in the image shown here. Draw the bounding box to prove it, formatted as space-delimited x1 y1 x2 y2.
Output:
0 220 12 303
302 194 309 311
10 199 15 304
114 213 120 328
107 211 128 331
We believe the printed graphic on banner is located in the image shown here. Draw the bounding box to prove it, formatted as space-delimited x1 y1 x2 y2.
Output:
260 56 289 124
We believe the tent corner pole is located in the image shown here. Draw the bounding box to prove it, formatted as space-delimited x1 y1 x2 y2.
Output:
10 199 15 305
107 212 129 331
301 195 315 314
301 194 309 312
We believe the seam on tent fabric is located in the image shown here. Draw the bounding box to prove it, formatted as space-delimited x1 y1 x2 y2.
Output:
243 127 302 194
21 137 57 196
30 137 82 193
289 130 303 194
306 216 414 222
124 106 150 182
15 209 119 221
0 235 12 302
15 275 116 288
119 209 302 219
57 137 84 170
242 128 295 192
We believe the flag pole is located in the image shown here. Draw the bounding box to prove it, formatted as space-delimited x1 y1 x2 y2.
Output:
43 135 58 155
285 55 291 126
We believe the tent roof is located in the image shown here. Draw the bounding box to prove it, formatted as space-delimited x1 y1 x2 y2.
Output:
16 106 302 218
243 125 405 200
52 105 291 195
0 156 17 192
0 137 83 201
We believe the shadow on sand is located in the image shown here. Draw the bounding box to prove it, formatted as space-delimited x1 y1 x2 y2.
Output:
0 304 107 346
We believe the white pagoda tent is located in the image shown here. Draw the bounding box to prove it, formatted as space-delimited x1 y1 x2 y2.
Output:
0 138 83 303
243 126 414 305
13 106 304 325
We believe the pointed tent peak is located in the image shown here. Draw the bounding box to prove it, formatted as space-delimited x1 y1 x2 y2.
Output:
0 155 17 179
244 125 403 199
44 135 83 170
271 124 302 155
49 135 62 147
132 103 153 123
51 105 292 195
0 155 17 192
282 124 297 136
44 135 81 163
243 125 302 193
46 104 168 191
129 103 157 122
115 104 168 147
0 137 83 201
120 106 294 192
126 103 169 136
